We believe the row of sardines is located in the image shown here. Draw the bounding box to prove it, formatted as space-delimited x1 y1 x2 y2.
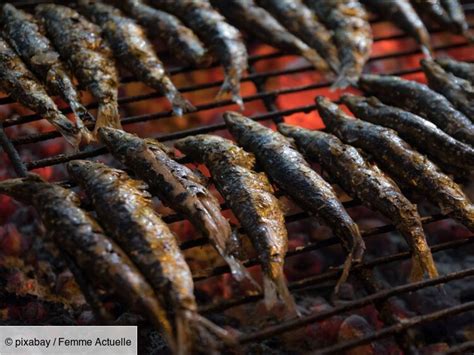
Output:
0 0 472 148
1 57 473 351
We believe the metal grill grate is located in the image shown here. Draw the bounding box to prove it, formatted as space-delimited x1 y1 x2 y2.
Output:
1 1 474 353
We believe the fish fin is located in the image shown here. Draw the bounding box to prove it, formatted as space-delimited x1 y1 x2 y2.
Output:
166 91 196 117
223 254 260 290
216 74 244 110
70 101 96 125
94 101 121 134
334 251 354 296
263 261 299 318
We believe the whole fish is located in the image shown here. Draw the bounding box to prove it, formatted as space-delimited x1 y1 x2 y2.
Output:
254 0 339 73
360 0 432 56
79 1 194 116
0 174 172 338
305 0 372 87
436 57 474 84
342 94 474 170
210 0 329 72
0 36 83 147
421 59 474 122
224 112 365 291
441 0 471 36
317 96 474 231
175 134 297 314
118 0 210 67
0 3 94 136
67 160 234 354
149 0 248 107
36 4 121 133
98 127 249 282
358 74 474 146
278 124 438 281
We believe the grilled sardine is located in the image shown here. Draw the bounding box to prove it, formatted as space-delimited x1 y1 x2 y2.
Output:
224 111 365 292
98 127 249 282
80 1 194 116
67 160 234 354
175 134 297 314
436 57 474 84
440 0 471 37
36 4 121 133
279 124 438 281
358 74 474 146
317 96 474 231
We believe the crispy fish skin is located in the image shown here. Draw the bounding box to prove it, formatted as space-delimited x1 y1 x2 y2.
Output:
80 1 194 116
421 59 474 122
358 74 474 146
361 0 432 56
305 0 372 87
149 0 248 107
211 0 329 72
0 36 82 147
0 3 94 137
118 0 210 67
436 57 474 84
254 0 339 72
36 4 121 133
279 124 438 281
98 127 249 282
342 94 474 170
0 175 171 337
175 134 297 314
224 112 365 290
317 96 474 231
67 160 233 353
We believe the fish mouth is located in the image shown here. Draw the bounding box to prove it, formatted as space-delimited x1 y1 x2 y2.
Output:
67 159 92 177
97 126 123 145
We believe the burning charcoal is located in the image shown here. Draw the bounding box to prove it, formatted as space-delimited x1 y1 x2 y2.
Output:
338 314 376 355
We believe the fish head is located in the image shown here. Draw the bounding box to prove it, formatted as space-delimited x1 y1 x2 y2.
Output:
98 127 144 159
223 111 255 140
277 123 301 138
67 159 101 183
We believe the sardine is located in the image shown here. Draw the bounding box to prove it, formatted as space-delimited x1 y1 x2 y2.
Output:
224 111 365 291
411 0 457 33
149 0 248 107
175 134 297 314
440 0 471 37
0 3 94 138
36 4 121 133
67 160 234 354
79 1 194 117
98 127 250 282
305 0 372 87
358 74 474 146
0 174 171 337
421 59 474 122
342 94 474 171
278 124 438 281
436 57 474 84
253 0 339 72
210 0 329 72
317 96 474 231
118 0 210 67
0 36 83 147
361 0 432 56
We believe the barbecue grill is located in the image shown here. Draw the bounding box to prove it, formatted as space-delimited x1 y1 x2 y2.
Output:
1 1 473 354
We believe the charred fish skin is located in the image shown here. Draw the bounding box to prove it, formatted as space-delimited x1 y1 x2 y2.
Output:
211 0 329 72
36 4 121 133
440 0 470 36
342 94 474 170
0 3 95 132
98 127 249 283
254 0 339 73
358 74 474 146
0 36 83 148
149 0 248 108
360 0 432 56
79 1 194 117
412 0 457 33
317 96 474 232
0 175 172 339
118 0 210 67
305 0 372 87
436 57 474 84
421 59 474 122
278 124 438 281
175 134 297 314
224 112 365 287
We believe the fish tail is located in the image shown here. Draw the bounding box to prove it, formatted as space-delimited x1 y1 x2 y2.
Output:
409 249 439 282
216 71 243 110
331 65 361 90
46 111 84 149
263 261 299 318
299 46 332 73
223 254 260 290
94 100 121 134
70 100 96 125
166 90 196 117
